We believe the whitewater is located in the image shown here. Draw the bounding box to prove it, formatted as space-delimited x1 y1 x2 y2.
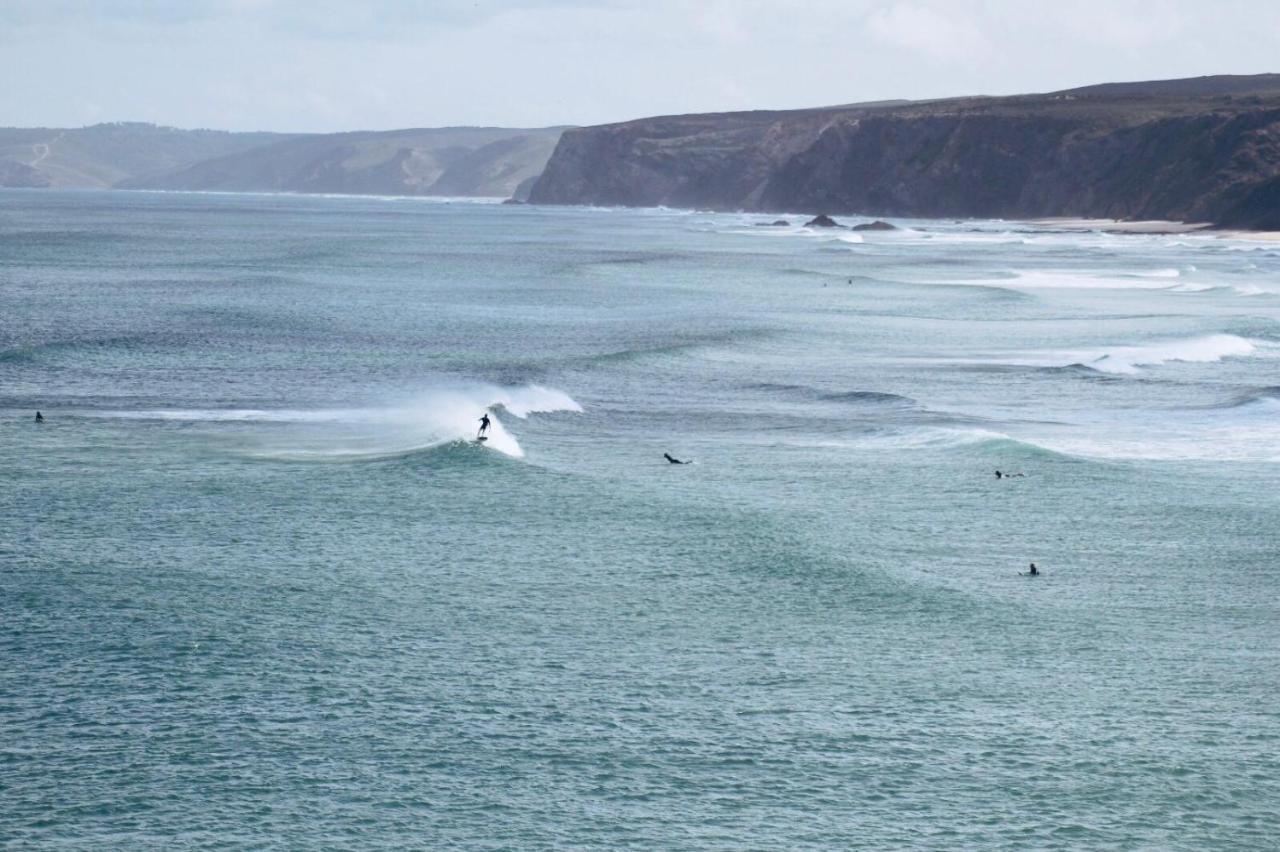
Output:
2 190 1279 850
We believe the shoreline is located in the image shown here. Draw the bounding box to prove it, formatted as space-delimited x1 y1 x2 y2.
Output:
1021 217 1214 234
1020 217 1280 240
5 187 1280 237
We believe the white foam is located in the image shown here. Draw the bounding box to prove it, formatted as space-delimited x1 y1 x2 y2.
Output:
103 383 582 460
951 334 1267 375
1081 335 1259 374
489 384 583 419
973 269 1188 291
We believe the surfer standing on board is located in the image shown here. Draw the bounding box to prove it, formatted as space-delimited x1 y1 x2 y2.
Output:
477 412 491 439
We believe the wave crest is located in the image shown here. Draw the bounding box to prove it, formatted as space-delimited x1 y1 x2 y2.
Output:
965 334 1268 376
1084 334 1259 374
101 383 582 461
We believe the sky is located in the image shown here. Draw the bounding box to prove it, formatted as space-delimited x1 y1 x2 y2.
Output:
2 0 1278 132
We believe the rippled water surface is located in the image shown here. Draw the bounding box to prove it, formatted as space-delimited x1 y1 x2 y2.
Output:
3 191 1279 849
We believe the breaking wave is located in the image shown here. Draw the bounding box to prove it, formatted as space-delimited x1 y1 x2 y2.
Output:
1078 335 1260 375
100 383 582 460
953 268 1198 292
964 334 1268 375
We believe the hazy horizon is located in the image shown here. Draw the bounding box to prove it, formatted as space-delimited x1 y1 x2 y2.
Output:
2 0 1278 133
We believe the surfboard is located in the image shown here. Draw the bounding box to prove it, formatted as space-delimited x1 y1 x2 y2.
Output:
475 436 488 443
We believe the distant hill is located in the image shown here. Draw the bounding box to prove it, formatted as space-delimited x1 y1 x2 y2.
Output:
118 127 566 198
0 123 286 189
530 74 1280 229
0 123 568 198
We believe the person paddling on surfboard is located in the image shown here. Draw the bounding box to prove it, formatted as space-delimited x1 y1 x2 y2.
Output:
477 412 491 440
664 453 689 464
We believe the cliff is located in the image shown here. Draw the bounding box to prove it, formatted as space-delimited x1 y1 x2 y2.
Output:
529 75 1280 229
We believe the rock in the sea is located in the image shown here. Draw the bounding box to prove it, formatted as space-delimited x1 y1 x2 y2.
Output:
755 219 790 226
851 220 897 231
804 214 842 228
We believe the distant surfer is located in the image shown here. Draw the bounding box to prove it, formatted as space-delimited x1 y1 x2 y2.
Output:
34 411 44 423
664 453 689 465
995 470 1025 479
477 412 491 439
1027 563 1039 576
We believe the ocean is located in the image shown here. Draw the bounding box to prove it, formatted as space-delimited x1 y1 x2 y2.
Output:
2 189 1279 849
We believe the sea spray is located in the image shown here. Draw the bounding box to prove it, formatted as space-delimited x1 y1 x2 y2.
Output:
100 383 583 460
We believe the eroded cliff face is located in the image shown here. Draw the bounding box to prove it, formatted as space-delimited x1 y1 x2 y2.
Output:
529 77 1280 229
529 111 820 209
759 109 1280 227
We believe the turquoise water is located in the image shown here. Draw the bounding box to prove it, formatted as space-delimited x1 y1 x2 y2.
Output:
3 190 1279 849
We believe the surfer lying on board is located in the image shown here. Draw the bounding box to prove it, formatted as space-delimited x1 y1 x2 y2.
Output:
477 412 491 439
995 470 1025 479
664 453 689 464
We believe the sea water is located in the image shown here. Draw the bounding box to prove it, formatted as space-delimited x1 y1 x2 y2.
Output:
2 190 1278 849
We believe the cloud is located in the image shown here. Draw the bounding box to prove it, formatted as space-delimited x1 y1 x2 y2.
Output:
865 2 990 62
0 0 629 39
0 0 1276 131
1029 1 1192 49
